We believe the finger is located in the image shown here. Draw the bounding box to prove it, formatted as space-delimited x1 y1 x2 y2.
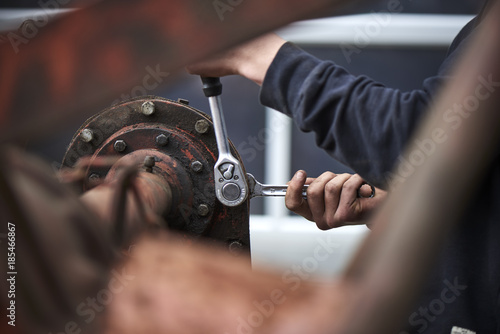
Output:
334 174 367 225
358 183 375 198
286 176 315 185
323 173 352 228
357 187 387 214
307 171 336 230
286 170 313 221
363 188 388 229
304 177 315 185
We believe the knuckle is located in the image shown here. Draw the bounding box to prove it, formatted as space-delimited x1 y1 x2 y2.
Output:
323 171 336 178
325 181 341 194
342 180 358 192
307 186 323 200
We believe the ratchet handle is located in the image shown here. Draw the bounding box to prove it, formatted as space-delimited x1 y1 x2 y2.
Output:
201 77 222 97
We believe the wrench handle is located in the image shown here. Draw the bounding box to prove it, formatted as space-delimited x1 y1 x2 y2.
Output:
201 77 222 97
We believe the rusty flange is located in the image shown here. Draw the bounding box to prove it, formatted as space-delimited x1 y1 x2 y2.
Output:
62 96 250 252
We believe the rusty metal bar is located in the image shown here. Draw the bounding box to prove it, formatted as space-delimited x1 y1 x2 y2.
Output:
0 0 362 144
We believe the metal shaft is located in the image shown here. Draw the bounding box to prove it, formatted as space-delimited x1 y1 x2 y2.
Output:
209 95 232 157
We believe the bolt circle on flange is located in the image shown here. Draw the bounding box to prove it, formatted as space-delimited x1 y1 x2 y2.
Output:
114 140 127 153
62 97 250 249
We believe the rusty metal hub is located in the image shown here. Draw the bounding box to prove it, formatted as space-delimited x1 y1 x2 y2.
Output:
62 96 250 250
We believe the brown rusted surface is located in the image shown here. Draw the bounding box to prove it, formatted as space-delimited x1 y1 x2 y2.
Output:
0 0 357 144
103 233 352 334
0 146 112 334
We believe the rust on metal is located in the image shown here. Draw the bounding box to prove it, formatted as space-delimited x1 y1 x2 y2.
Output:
62 96 250 248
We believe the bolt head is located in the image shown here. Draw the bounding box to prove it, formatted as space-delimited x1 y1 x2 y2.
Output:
191 161 203 173
80 128 94 143
143 156 156 168
88 173 100 183
195 119 210 134
228 241 243 255
114 140 127 153
156 134 169 146
141 101 156 116
197 204 210 217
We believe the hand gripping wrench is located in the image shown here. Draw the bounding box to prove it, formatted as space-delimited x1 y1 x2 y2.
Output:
246 173 375 199
201 77 248 207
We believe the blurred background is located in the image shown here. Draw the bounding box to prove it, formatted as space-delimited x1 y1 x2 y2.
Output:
0 0 482 277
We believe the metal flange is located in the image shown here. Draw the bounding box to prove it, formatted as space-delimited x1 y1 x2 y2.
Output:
62 96 250 251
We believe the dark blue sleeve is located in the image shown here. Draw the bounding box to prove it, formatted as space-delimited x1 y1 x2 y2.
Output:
259 19 476 188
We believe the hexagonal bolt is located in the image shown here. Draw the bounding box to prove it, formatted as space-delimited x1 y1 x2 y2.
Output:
113 140 127 153
197 204 210 217
143 156 156 173
228 241 243 255
141 101 156 116
155 134 169 147
191 160 203 173
195 119 210 134
80 128 94 143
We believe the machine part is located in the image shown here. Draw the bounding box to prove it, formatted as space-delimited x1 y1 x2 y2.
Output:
62 96 250 247
113 139 127 153
80 128 94 143
197 204 210 217
141 101 156 116
246 173 307 199
89 173 100 183
195 119 210 134
191 160 203 173
155 134 169 147
201 77 248 207
228 240 244 255
143 155 156 173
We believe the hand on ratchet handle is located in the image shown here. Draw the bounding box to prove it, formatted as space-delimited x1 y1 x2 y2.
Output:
246 173 375 199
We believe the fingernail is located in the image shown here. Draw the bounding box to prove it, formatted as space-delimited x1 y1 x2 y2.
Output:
295 171 304 180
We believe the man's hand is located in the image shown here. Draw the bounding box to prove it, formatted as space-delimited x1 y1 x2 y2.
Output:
186 33 286 85
286 170 387 230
